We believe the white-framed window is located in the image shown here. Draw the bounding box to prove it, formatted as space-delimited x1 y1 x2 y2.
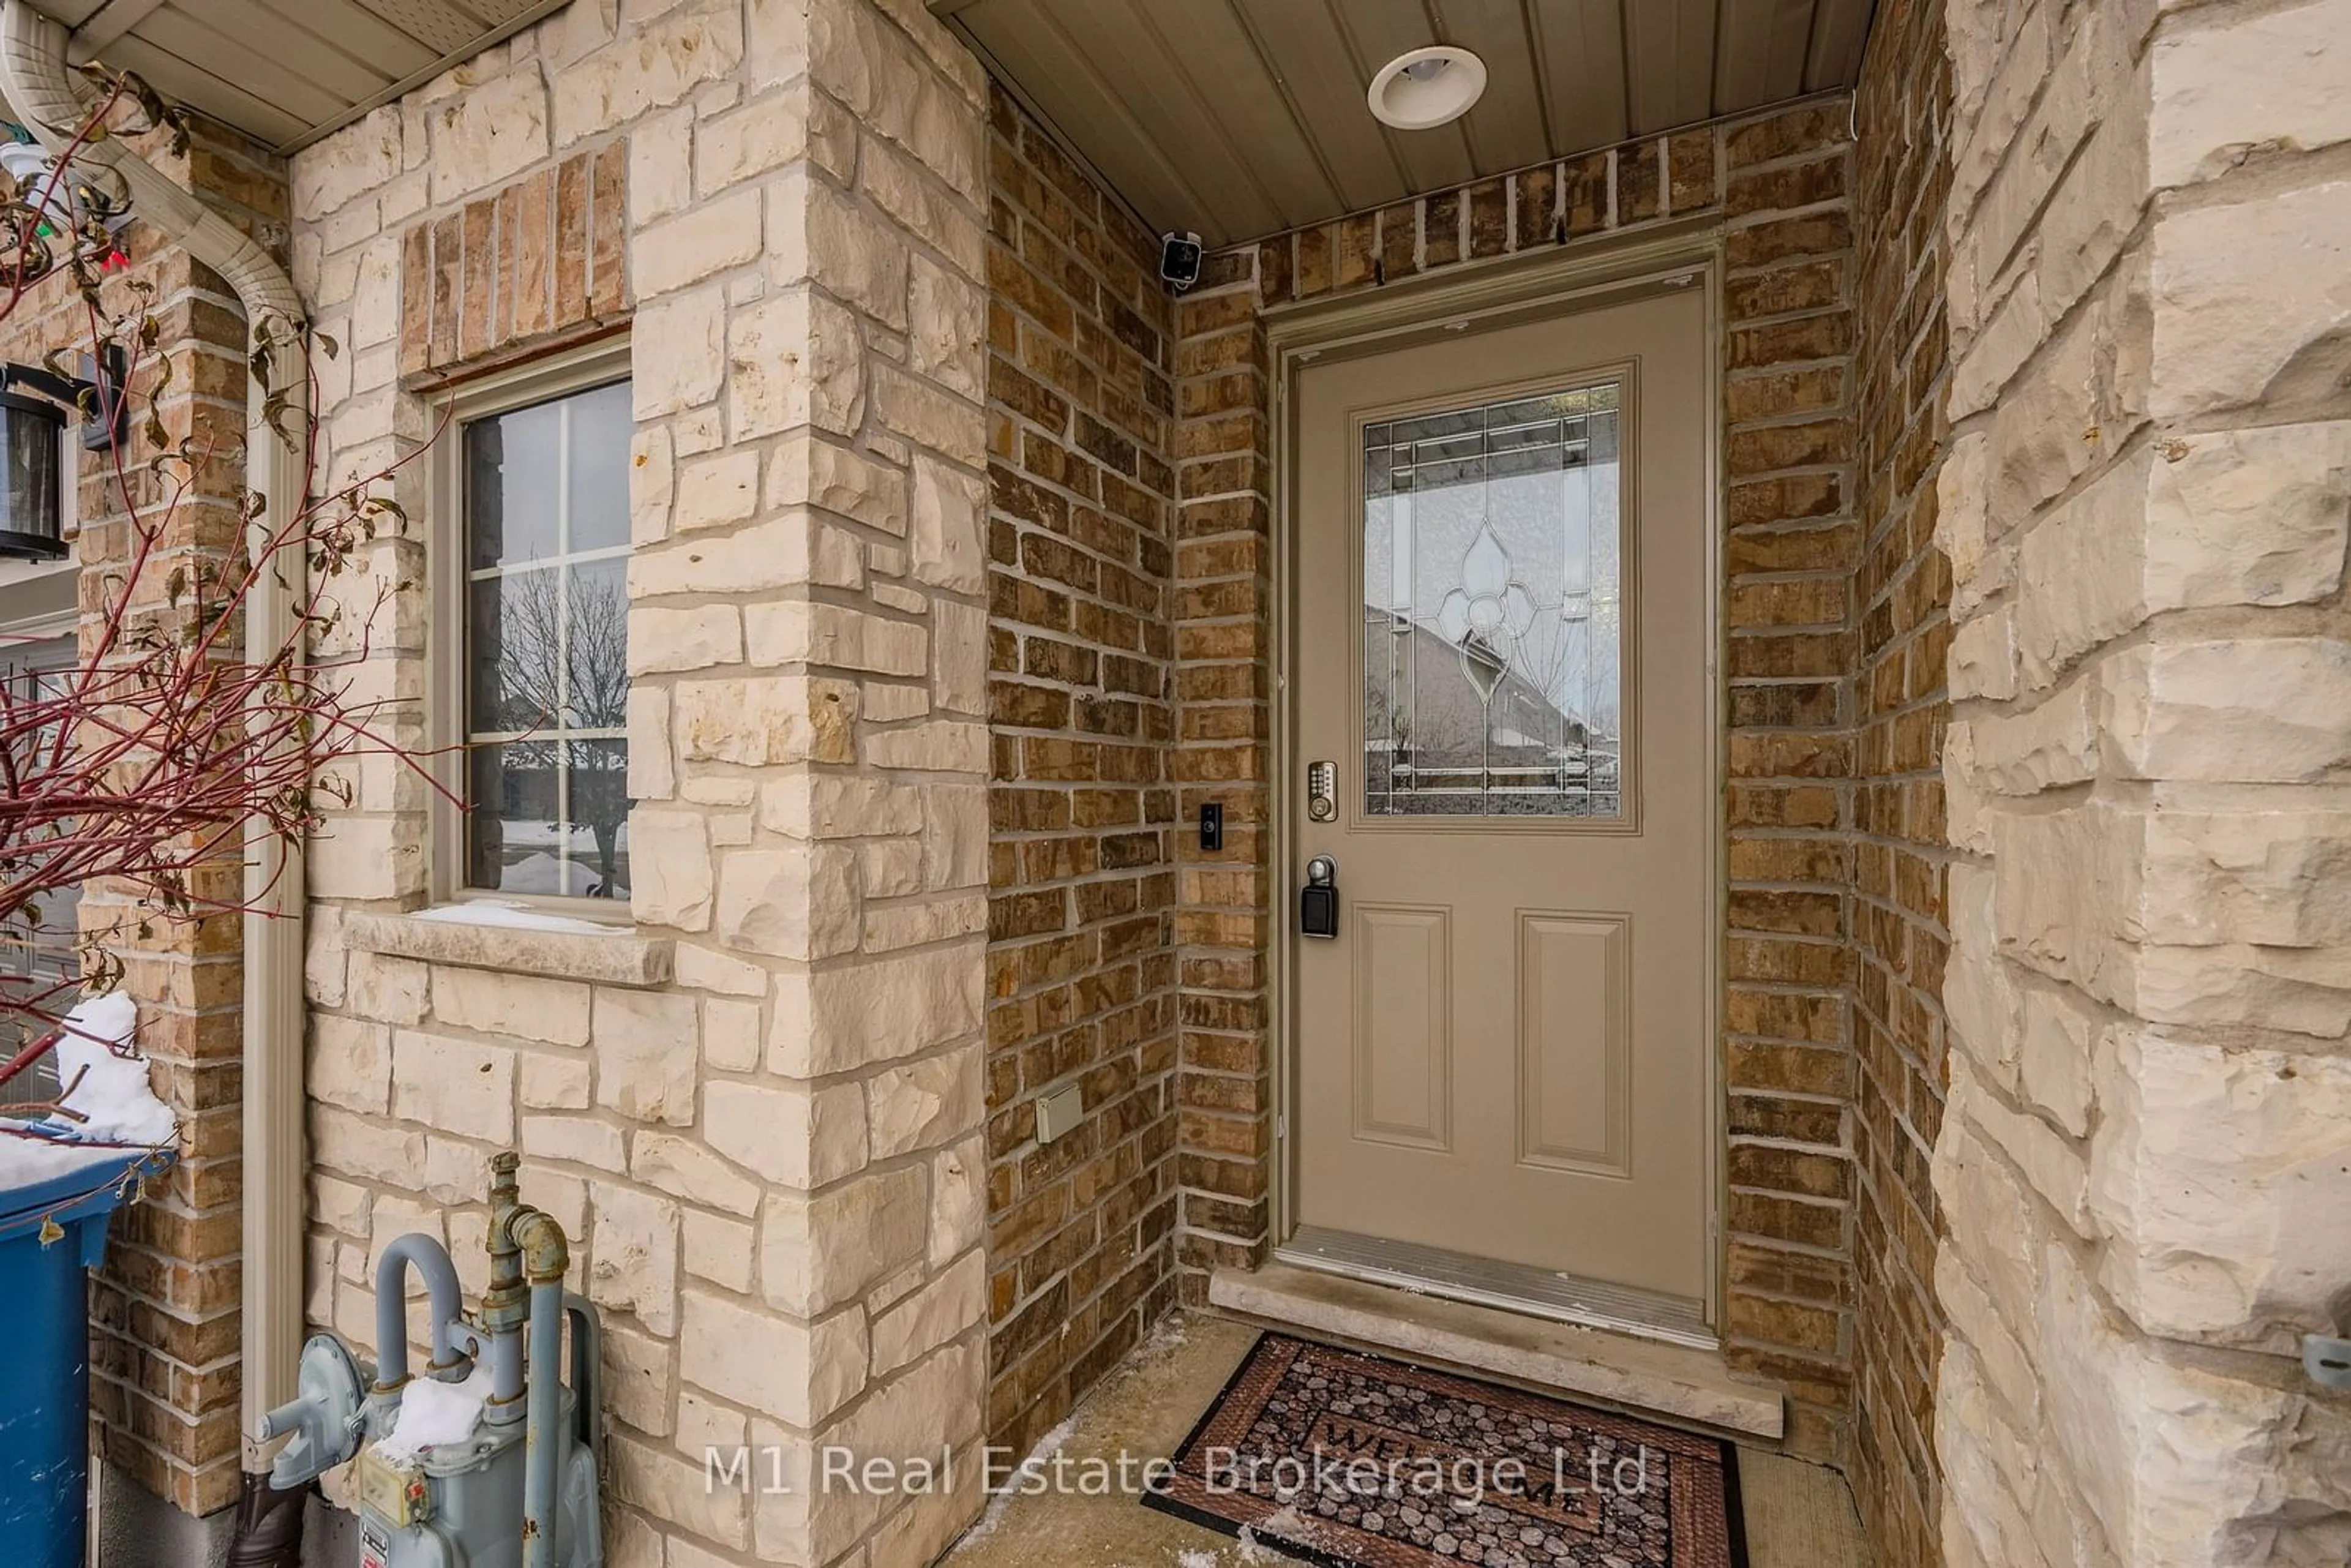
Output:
432 347 632 906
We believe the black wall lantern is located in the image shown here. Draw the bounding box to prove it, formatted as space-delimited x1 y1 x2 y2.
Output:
0 346 126 561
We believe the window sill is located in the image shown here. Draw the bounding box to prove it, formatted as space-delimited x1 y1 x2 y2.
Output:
341 907 672 988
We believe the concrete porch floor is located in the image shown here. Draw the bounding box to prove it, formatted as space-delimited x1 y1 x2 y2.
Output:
947 1313 1869 1567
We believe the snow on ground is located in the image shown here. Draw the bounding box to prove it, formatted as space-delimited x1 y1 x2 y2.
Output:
947 1414 1081 1555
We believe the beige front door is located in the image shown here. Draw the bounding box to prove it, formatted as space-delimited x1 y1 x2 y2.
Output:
1291 282 1713 1313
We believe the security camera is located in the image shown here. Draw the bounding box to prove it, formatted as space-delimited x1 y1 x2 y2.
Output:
1160 231 1203 292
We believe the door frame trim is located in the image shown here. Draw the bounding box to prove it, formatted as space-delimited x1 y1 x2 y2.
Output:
1266 227 1729 1330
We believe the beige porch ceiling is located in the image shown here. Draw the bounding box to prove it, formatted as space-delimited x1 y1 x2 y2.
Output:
931 0 1880 248
18 0 571 154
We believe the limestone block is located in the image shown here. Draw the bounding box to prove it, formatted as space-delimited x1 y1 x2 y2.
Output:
702 997 763 1070
862 719 986 773
593 988 700 1125
626 808 716 932
680 1288 867 1427
930 598 985 716
427 65 550 206
601 1323 675 1438
293 105 402 218
1934 1341 2047 1568
1942 732 1996 866
908 253 983 400
306 904 350 1008
429 967 592 1046
697 96 809 194
806 0 981 197
864 1045 980 1160
631 421 674 546
312 1105 428 1186
797 1342 982 1563
667 449 762 536
744 601 929 674
312 1174 372 1238
348 948 429 1030
716 843 861 959
861 893 985 951
767 436 909 533
1944 860 2016 1084
2106 640 2351 782
858 838 923 898
632 1129 763 1215
868 1253 984 1384
857 133 987 282
706 1078 868 1187
588 1182 681 1334
1951 1053 2091 1238
683 1208 755 1291
349 236 402 350
2034 1235 2351 1567
629 105 695 225
2151 0 2351 187
632 285 727 417
630 513 822 599
675 942 770 997
871 363 986 465
550 0 746 146
391 1030 516 1141
2151 179 2351 420
1993 803 2144 996
673 675 858 766
519 1053 593 1111
768 945 983 1075
729 287 866 438
2146 422 2351 609
1949 602 2017 702
2139 800 2351 948
311 1015 392 1114
2089 1029 2351 1351
2128 940 2351 1038
908 457 986 592
759 773 924 841
1933 1105 2047 1340
767 168 909 328
759 1163 927 1315
634 187 765 298
2015 982 2098 1137
1965 675 2099 795
608 1432 748 1551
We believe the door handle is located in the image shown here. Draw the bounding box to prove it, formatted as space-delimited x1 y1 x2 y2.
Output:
1300 855 1339 939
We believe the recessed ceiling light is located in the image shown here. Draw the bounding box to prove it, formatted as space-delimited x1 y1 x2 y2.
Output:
1367 46 1488 131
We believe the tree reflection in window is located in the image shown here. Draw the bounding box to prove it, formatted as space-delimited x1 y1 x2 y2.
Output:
1363 381 1624 819
463 380 632 896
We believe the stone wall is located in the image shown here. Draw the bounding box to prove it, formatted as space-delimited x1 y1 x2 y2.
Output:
1935 0 2351 1561
1848 0 1954 1559
1169 105 1869 1460
290 2 996 1563
981 88 1181 1455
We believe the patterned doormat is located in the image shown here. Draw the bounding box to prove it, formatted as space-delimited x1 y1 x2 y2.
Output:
1143 1334 1746 1568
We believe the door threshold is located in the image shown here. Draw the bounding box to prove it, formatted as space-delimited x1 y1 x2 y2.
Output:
1209 1259 1784 1441
1277 1225 1715 1350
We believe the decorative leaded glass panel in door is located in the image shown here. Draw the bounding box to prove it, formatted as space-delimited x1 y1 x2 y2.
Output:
1362 380 1624 819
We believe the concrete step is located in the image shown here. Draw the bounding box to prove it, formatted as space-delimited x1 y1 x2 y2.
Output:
1209 1259 1785 1441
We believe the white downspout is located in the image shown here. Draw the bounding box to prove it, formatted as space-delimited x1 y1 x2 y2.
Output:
0 0 310 1465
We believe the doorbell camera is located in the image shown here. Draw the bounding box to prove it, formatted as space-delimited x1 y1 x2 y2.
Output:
1160 230 1203 291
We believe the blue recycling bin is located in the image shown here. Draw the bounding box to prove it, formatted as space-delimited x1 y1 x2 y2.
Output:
0 1147 163 1568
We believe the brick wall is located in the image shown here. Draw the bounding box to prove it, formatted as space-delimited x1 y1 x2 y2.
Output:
1848 0 1953 1560
1167 106 1867 1461
981 88 1182 1456
15 118 290 1520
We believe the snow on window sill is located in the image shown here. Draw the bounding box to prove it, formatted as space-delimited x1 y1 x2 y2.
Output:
342 904 672 988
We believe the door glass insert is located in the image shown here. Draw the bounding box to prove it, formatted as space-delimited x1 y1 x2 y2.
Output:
1363 380 1624 819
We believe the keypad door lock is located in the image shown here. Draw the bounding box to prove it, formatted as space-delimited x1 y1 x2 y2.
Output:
1307 760 1337 822
1300 855 1339 939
